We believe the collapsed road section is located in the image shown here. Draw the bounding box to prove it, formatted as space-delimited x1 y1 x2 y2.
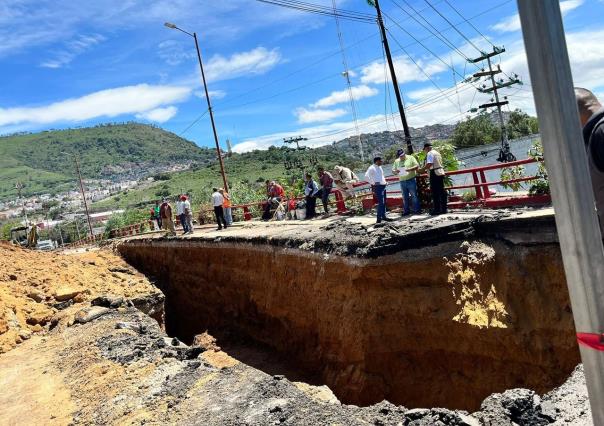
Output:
118 208 579 411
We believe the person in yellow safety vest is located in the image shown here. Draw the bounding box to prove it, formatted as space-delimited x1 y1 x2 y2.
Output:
219 188 233 225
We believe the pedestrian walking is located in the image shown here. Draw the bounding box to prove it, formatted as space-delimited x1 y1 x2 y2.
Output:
333 165 359 199
212 188 228 230
575 88 604 232
159 198 176 236
304 172 319 219
419 143 447 215
220 188 233 225
392 149 421 215
316 167 334 214
366 156 393 223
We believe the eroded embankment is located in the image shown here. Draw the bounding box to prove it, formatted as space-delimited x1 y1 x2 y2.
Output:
119 233 578 411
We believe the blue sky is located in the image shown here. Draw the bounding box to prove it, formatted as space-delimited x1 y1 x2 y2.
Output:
1 0 603 152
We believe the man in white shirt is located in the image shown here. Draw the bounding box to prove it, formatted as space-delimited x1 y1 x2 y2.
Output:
176 196 187 234
419 142 447 215
182 195 193 234
365 156 393 223
211 188 228 230
333 165 359 199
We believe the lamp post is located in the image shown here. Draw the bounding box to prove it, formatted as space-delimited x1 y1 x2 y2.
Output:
164 22 229 192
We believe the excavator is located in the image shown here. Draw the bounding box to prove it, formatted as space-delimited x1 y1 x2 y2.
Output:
10 224 38 248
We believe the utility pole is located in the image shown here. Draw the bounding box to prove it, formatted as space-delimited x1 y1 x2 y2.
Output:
469 47 522 162
74 155 94 237
372 0 413 154
518 1 604 423
283 136 308 150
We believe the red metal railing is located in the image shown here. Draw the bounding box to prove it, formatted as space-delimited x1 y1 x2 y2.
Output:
354 157 550 211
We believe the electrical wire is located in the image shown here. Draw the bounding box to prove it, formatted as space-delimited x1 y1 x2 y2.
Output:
179 109 209 135
442 0 495 48
422 0 483 53
385 27 461 111
256 0 376 23
331 0 365 161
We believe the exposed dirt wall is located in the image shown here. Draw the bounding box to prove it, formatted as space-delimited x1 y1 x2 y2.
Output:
119 238 579 411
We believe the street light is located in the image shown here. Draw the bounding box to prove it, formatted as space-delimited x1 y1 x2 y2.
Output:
164 22 229 192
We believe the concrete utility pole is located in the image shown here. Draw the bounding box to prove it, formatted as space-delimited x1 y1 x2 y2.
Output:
165 22 229 193
517 1 604 423
74 155 94 237
372 0 413 154
469 47 522 162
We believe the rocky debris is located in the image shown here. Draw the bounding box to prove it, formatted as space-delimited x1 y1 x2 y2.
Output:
473 388 563 425
0 243 161 353
54 286 82 302
74 306 111 324
541 365 591 425
193 331 221 352
91 294 125 308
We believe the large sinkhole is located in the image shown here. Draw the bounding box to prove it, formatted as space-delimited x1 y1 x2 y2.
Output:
119 237 580 411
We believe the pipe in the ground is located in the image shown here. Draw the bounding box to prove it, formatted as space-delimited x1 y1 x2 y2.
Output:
517 1 604 423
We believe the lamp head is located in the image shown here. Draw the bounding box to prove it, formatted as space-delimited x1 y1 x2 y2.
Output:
164 22 177 29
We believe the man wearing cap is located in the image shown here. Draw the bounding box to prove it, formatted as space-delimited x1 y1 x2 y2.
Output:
365 156 393 223
419 142 447 215
182 195 193 234
392 149 421 216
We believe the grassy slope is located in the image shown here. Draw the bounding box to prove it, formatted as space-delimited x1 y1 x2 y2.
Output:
0 123 214 199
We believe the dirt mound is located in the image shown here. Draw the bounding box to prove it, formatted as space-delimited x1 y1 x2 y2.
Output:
0 242 161 353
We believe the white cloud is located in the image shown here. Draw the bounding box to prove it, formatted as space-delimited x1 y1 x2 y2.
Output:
295 107 347 124
40 33 105 68
194 90 226 100
360 56 446 85
135 106 178 123
157 40 195 66
311 85 378 108
0 84 191 127
205 47 282 82
492 0 584 33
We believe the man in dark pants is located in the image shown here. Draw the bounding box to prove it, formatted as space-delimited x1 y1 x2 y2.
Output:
365 156 392 223
211 187 227 230
304 173 319 219
316 167 333 214
419 142 447 215
576 88 604 233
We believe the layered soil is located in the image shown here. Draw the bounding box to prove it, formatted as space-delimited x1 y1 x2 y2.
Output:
119 232 579 410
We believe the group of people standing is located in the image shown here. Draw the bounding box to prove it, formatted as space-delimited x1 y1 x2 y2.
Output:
302 165 358 219
150 195 194 236
364 142 447 223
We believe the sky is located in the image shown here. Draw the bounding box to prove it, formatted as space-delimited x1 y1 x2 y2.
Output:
1 0 604 153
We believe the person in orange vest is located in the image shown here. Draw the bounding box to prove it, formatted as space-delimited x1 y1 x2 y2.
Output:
219 188 233 225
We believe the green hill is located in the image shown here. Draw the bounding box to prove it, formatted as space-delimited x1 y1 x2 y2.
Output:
0 123 215 200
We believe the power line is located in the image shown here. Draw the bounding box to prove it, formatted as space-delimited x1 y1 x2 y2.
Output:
390 0 474 65
442 0 494 48
255 0 376 23
422 0 483 53
385 27 461 111
179 109 209 136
